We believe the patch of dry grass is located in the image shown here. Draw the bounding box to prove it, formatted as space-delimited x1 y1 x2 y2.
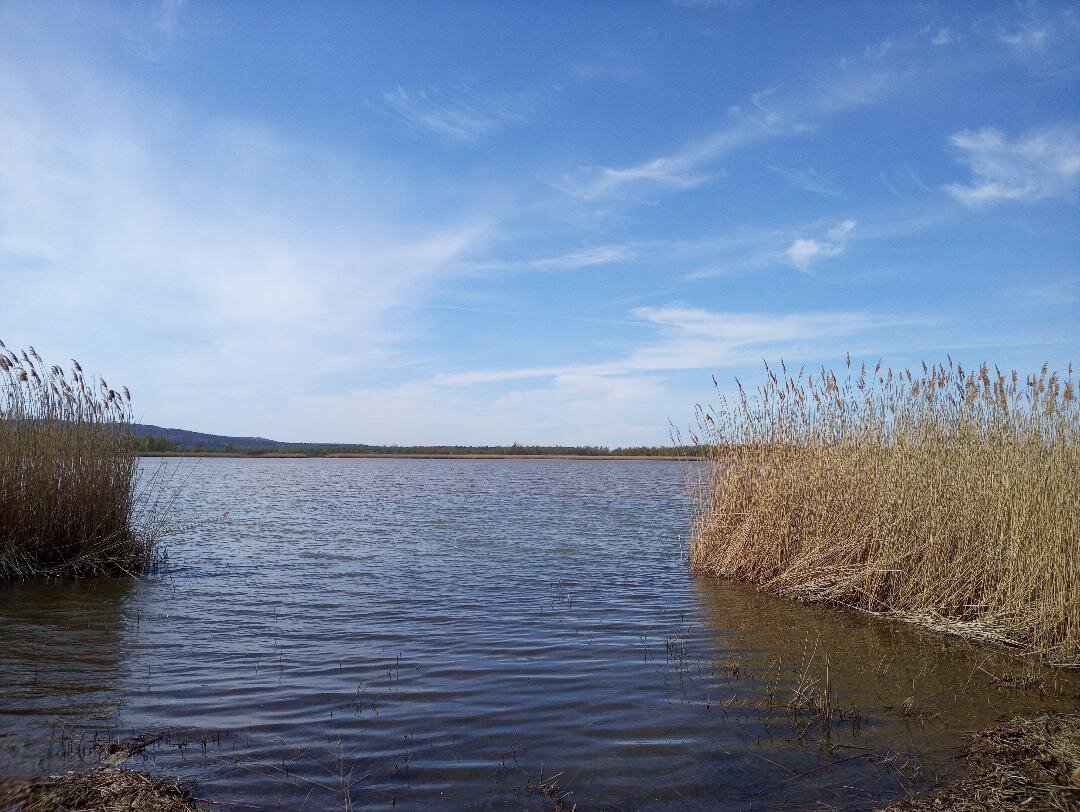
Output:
880 710 1080 811
688 357 1078 665
0 341 165 579
0 769 202 812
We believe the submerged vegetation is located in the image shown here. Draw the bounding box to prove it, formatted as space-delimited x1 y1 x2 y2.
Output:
689 356 1079 666
0 341 163 579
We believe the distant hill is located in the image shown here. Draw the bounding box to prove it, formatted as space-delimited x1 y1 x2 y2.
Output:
132 424 283 451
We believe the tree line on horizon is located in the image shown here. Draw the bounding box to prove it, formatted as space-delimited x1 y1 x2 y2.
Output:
134 435 702 457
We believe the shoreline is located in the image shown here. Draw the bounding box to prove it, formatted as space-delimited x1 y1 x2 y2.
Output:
8 710 1077 811
881 710 1080 810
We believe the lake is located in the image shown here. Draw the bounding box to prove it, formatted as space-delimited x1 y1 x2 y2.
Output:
0 458 1074 809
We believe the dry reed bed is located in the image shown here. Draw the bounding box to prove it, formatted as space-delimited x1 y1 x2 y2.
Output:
689 357 1078 666
0 341 163 579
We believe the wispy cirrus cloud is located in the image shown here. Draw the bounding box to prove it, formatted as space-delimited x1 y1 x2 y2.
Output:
999 23 1048 56
945 124 1080 206
433 303 893 386
286 302 933 445
527 244 638 271
393 303 928 444
557 144 729 201
992 2 1080 75
471 216 860 283
557 89 791 201
1014 278 1079 306
568 53 648 87
677 217 866 281
559 11 1079 208
377 83 537 143
767 164 842 196
465 243 639 274
557 55 896 202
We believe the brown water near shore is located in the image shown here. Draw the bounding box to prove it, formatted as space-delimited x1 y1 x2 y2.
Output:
1 458 1075 810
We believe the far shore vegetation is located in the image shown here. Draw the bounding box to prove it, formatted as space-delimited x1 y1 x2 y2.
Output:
136 441 700 458
132 428 700 458
0 342 166 580
688 356 1078 666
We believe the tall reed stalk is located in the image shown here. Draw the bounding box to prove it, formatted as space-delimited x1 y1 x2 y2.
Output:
689 356 1079 666
0 341 162 579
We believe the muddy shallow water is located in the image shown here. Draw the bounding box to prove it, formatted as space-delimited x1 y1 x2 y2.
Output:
0 458 1075 810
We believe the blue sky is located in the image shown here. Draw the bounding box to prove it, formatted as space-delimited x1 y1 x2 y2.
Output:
1 1 1078 445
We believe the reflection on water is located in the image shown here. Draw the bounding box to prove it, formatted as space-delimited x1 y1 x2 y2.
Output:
0 458 1074 810
0 577 133 769
691 575 1077 805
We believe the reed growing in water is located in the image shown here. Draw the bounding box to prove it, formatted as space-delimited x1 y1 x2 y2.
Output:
688 356 1078 666
0 341 162 579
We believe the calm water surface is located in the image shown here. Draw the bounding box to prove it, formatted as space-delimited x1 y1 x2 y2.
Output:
0 458 1075 810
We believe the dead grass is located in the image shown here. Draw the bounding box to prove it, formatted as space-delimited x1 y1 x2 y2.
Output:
688 357 1078 666
881 710 1080 811
0 769 202 812
0 341 167 579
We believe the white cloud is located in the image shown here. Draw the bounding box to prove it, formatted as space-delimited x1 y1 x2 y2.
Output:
558 149 727 201
945 124 1080 206
304 303 926 444
377 84 535 143
435 305 892 386
786 238 841 270
297 304 908 444
785 219 856 271
0 52 491 436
